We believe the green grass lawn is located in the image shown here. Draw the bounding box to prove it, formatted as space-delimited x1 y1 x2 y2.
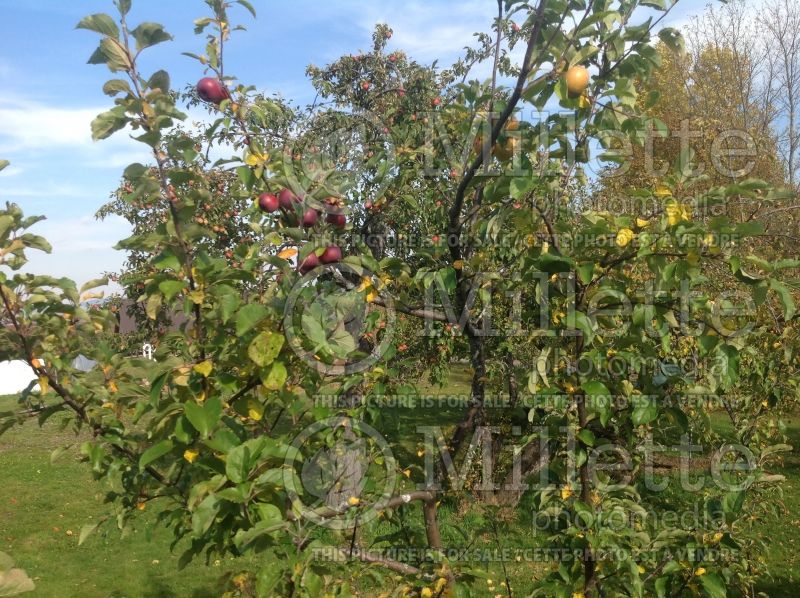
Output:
2 379 799 596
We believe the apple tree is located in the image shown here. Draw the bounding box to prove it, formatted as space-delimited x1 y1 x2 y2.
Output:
1 0 799 597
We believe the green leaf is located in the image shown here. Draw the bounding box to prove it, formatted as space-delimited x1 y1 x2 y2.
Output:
0 216 12 241
88 38 131 71
91 107 128 140
131 22 173 51
80 277 108 293
769 279 796 321
236 304 268 336
536 253 574 274
569 44 599 67
436 267 457 292
581 380 610 397
248 331 285 367
582 380 612 426
0 160 9 172
139 439 174 468
226 444 251 484
115 0 131 16
145 292 163 320
631 396 659 426
20 233 52 253
577 262 594 285
722 490 745 515
158 280 187 300
102 78 132 96
261 361 287 391
510 176 535 199
192 495 220 536
184 397 222 437
657 27 684 53
235 0 257 17
76 13 119 38
716 344 740 389
698 573 727 598
577 429 596 447
148 69 171 93
78 521 102 546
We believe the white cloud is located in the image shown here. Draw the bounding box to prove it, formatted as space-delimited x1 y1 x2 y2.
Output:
0 100 100 151
354 0 492 64
0 96 152 170
22 212 131 288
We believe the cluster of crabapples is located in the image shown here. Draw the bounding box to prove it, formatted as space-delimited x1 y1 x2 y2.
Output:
257 189 347 273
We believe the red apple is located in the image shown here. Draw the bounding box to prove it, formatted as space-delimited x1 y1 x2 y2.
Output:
388 54 397 63
432 235 441 243
361 81 371 91
299 252 320 273
511 22 520 32
327 213 347 228
302 208 319 227
196 77 230 104
278 188 299 210
258 192 279 213
320 245 342 264
431 97 441 107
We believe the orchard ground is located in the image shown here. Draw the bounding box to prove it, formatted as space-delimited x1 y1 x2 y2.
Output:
1 367 798 597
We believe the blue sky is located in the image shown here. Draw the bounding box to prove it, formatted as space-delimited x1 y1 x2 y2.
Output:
0 0 707 287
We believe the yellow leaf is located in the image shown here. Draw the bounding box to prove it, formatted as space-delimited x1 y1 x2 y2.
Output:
680 204 692 221
244 150 269 166
193 360 213 377
188 290 205 305
347 496 360 506
356 276 372 292
694 567 706 577
421 589 432 598
366 290 379 303
577 93 591 109
183 449 199 463
635 217 650 228
38 375 50 394
277 247 298 260
615 228 634 248
561 485 573 500
453 260 464 270
665 200 681 226
247 398 264 421
654 185 672 198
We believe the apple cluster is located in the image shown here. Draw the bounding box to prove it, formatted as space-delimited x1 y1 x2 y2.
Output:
258 189 346 273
